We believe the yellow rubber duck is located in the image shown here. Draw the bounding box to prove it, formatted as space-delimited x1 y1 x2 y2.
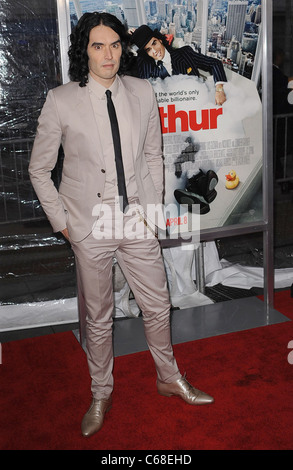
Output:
225 170 239 189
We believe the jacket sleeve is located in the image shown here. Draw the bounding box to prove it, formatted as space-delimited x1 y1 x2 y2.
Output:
185 47 227 83
28 89 67 233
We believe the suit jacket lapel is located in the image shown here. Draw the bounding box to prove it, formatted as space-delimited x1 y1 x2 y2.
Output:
76 84 105 165
121 77 140 160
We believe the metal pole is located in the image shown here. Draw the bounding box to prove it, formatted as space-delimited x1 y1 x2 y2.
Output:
56 0 71 84
195 243 205 294
262 0 274 313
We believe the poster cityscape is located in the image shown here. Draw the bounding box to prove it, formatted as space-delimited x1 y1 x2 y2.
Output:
70 0 262 82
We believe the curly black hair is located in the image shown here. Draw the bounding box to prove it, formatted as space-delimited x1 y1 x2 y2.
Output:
68 12 133 87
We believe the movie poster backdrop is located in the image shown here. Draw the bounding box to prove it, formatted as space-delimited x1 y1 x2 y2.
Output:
67 1 264 240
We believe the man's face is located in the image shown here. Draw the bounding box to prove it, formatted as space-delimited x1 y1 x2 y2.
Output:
144 37 165 61
87 24 122 87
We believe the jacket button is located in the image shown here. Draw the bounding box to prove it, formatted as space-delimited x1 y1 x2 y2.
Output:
97 192 101 198
101 169 105 173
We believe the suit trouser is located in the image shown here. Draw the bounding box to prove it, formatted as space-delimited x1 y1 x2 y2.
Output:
71 207 181 399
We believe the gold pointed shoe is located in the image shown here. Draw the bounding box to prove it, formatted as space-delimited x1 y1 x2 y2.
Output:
157 376 214 405
81 396 112 437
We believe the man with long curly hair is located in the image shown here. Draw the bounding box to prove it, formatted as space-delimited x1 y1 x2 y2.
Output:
29 12 214 438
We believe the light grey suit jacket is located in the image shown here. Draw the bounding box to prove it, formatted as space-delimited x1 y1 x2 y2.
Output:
29 75 165 242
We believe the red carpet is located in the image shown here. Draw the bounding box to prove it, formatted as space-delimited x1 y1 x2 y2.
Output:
1 290 293 451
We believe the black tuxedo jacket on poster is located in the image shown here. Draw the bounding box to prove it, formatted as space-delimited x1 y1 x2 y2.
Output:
135 45 227 83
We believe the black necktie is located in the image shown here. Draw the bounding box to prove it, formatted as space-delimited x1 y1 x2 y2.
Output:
105 89 129 212
157 60 170 79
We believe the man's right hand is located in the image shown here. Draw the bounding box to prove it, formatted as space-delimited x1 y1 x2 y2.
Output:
61 228 70 241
